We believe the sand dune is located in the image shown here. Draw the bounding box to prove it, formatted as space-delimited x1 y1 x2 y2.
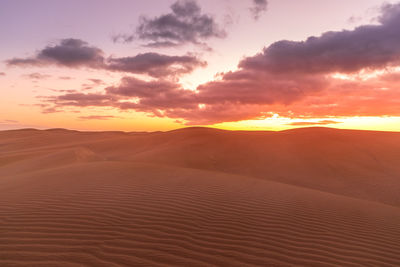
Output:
1 127 400 266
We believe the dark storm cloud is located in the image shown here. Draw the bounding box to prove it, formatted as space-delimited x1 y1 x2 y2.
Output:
114 0 226 47
250 0 268 20
7 39 205 78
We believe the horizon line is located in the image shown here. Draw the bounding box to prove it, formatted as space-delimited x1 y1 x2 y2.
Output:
2 126 400 134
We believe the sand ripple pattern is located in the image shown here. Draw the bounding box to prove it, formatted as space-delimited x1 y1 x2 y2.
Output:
1 162 400 267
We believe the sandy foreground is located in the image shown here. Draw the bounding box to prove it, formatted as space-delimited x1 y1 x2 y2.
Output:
1 127 400 266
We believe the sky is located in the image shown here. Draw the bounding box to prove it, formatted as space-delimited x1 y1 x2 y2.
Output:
1 0 400 132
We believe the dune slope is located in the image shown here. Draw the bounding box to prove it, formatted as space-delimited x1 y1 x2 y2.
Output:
1 127 400 266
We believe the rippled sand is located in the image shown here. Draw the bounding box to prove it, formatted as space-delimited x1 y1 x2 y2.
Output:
1 127 400 266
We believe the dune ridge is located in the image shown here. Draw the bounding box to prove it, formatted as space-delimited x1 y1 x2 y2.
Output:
1 127 400 266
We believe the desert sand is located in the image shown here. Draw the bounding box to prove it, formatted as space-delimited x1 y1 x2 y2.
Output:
1 127 400 266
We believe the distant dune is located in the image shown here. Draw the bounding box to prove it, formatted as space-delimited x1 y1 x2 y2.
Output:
1 127 400 266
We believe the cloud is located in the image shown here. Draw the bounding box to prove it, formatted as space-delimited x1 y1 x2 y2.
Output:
7 39 104 68
81 79 106 90
24 72 51 80
41 106 62 114
114 0 226 47
250 0 268 20
0 72 5 76
78 115 118 120
181 2 400 123
56 93 116 106
0 119 19 124
240 4 400 74
88 79 104 85
42 93 118 114
39 3 400 125
107 77 198 112
268 77 400 119
196 71 327 106
42 73 326 124
42 71 400 125
7 39 206 78
287 120 341 126
44 77 198 117
106 77 180 98
59 76 72 80
106 52 207 77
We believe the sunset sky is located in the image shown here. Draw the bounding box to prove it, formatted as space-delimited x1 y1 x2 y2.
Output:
1 0 400 131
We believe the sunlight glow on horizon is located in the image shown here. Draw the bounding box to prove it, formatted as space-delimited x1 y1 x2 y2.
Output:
215 116 400 132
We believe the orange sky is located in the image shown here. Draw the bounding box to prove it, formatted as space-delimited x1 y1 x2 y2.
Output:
1 0 400 132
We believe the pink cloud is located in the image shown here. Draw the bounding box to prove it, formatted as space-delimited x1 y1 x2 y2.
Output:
35 3 400 125
7 39 206 78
